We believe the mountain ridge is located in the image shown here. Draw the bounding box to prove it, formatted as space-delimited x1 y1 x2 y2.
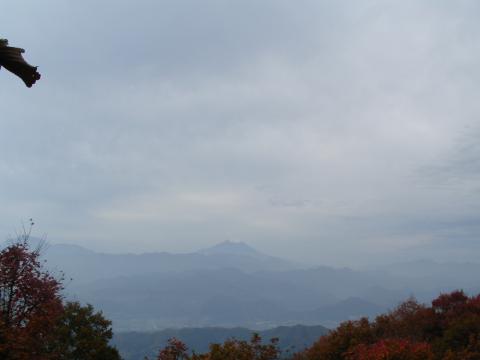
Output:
29 239 300 284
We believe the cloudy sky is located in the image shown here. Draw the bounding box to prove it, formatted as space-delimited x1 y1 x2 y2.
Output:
1 0 479 266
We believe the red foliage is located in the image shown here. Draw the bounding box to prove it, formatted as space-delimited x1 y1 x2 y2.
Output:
0 239 64 359
157 338 189 360
346 339 433 360
432 290 469 316
296 290 480 360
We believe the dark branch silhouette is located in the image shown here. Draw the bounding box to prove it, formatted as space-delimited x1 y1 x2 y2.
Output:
0 39 40 87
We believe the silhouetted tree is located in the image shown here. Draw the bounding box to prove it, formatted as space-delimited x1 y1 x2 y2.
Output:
49 301 121 360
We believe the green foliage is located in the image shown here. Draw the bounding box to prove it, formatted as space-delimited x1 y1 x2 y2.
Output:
50 301 121 360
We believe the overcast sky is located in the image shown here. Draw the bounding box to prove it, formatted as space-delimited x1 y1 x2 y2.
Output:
1 0 479 266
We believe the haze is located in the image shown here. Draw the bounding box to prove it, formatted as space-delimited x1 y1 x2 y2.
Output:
1 0 479 267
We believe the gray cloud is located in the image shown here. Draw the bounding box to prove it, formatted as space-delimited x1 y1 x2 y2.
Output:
0 1 480 265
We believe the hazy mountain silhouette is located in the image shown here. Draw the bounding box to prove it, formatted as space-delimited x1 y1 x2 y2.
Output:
33 240 299 283
6 238 480 331
197 240 260 256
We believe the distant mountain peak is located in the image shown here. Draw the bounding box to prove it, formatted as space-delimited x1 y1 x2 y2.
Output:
197 241 260 256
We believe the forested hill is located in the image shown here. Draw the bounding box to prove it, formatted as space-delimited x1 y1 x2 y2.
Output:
113 324 329 360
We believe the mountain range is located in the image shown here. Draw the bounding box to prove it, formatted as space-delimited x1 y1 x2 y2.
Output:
41 240 297 284
5 238 480 331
